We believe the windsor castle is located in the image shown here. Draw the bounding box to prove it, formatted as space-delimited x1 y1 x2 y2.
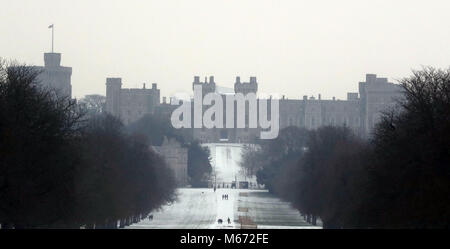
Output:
28 51 403 143
105 74 403 142
31 51 403 186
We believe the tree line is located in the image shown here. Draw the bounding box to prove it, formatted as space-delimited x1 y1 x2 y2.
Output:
0 62 176 228
241 67 450 228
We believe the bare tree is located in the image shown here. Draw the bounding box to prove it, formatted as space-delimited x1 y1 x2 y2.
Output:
78 94 106 116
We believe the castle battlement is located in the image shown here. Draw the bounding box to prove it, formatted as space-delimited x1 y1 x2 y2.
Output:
234 76 258 94
105 73 403 141
106 78 160 125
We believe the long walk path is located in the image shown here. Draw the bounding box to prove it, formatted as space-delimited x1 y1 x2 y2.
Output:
127 143 321 229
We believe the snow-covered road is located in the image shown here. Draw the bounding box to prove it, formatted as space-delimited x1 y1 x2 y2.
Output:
205 143 258 186
127 188 319 229
127 143 320 229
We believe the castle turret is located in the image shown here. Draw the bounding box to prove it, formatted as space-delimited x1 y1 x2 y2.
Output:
234 76 258 95
106 78 122 117
36 52 72 98
192 75 216 96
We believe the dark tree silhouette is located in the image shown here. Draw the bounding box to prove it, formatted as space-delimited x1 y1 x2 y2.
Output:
0 61 84 228
251 126 309 193
263 67 450 228
75 114 177 228
187 141 212 187
127 113 184 146
240 144 263 177
0 61 176 228
284 126 369 228
367 67 450 228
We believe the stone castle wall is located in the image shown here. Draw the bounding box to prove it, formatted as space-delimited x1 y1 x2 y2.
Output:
106 74 403 142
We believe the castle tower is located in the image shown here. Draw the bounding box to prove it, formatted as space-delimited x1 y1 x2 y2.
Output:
106 78 122 117
36 52 72 98
234 76 258 95
359 74 403 137
44 53 61 67
192 75 216 97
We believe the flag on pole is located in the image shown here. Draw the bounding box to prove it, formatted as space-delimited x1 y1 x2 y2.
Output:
49 24 54 52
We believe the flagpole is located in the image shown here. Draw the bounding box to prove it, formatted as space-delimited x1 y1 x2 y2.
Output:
52 24 54 53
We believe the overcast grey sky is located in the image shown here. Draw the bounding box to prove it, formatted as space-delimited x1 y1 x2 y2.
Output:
1 0 449 100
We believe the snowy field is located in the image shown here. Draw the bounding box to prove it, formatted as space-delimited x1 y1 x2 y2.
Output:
127 143 321 229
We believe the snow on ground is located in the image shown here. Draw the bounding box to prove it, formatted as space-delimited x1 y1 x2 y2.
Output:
127 188 320 229
204 143 241 184
127 143 321 229
210 188 236 229
128 188 216 229
203 143 258 186
236 190 321 228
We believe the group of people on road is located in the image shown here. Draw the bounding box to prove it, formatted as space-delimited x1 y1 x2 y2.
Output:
218 217 231 224
221 194 229 200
